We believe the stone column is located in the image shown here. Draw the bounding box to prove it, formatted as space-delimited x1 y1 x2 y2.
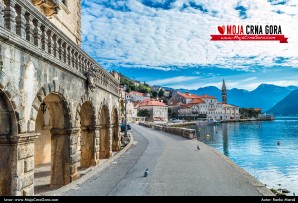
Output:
107 124 112 158
94 125 100 165
53 36 58 58
70 49 75 68
77 54 82 72
80 126 96 167
47 31 54 56
0 0 4 27
74 52 79 71
0 133 39 196
41 26 48 52
15 6 26 39
25 13 34 43
4 0 16 33
66 45 71 66
50 128 79 187
112 123 121 151
61 41 66 63
33 20 42 48
99 124 112 159
57 38 62 60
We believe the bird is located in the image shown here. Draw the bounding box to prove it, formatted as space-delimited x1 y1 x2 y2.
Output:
144 168 149 177
197 145 200 150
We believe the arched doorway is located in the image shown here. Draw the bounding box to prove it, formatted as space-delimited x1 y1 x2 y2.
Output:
34 93 72 193
79 102 96 168
111 108 120 151
99 106 111 159
0 89 17 196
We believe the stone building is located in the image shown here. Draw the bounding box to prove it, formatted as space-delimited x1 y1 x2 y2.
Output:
178 95 240 120
138 100 168 122
0 0 120 196
32 0 82 45
126 91 150 102
168 92 201 105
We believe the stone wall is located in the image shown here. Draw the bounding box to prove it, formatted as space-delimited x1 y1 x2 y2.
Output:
30 0 82 45
139 123 196 139
0 0 121 196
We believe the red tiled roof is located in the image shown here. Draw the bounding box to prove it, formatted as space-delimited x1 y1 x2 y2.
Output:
181 103 196 109
127 91 149 97
190 98 205 104
169 101 183 106
199 94 216 99
139 100 167 107
177 92 201 99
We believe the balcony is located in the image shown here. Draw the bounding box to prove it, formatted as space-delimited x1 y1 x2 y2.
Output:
0 0 119 96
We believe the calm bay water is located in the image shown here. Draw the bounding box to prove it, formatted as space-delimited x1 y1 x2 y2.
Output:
190 117 298 195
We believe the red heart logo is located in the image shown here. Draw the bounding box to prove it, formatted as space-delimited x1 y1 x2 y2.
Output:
217 25 225 34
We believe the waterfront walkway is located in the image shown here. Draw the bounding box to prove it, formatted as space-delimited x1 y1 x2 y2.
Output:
46 124 273 196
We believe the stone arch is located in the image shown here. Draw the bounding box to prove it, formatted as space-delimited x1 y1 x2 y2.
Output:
78 101 96 168
111 107 120 151
29 81 72 131
99 105 111 159
74 95 95 128
0 89 18 195
32 82 77 193
0 73 21 132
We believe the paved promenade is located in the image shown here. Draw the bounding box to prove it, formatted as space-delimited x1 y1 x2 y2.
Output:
45 124 274 196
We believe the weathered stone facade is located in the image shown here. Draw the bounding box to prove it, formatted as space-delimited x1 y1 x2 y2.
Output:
0 0 120 196
31 0 82 45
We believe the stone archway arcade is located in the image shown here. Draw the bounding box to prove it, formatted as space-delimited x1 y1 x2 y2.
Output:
0 0 120 196
0 85 120 196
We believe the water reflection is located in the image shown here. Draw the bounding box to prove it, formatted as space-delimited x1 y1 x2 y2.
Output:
222 123 229 156
188 118 298 195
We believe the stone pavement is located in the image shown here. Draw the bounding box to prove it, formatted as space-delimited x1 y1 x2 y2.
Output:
41 124 274 196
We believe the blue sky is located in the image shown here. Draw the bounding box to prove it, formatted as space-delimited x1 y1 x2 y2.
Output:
81 0 298 90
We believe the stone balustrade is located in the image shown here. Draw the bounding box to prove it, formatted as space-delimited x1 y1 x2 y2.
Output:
139 122 196 139
0 0 119 96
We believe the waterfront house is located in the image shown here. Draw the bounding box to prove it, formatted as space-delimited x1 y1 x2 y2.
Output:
138 100 168 122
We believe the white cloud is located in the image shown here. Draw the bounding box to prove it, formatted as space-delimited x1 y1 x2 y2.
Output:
148 76 198 85
82 0 298 71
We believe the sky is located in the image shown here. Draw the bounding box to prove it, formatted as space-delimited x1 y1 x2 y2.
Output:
81 0 298 91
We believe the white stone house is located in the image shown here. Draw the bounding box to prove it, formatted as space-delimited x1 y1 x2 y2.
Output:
126 91 150 102
178 95 240 121
138 100 168 122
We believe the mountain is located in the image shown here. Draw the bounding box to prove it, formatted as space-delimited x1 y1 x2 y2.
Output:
267 89 298 116
175 84 297 111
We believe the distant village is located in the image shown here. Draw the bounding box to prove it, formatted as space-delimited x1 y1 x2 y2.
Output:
118 72 246 124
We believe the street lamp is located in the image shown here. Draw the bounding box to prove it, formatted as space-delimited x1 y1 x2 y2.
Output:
123 85 128 137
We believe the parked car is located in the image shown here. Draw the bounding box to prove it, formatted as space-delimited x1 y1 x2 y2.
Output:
121 123 131 132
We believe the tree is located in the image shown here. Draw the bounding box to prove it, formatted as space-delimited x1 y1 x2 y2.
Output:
138 84 149 93
137 109 151 120
158 89 164 98
240 108 261 119
151 91 157 98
